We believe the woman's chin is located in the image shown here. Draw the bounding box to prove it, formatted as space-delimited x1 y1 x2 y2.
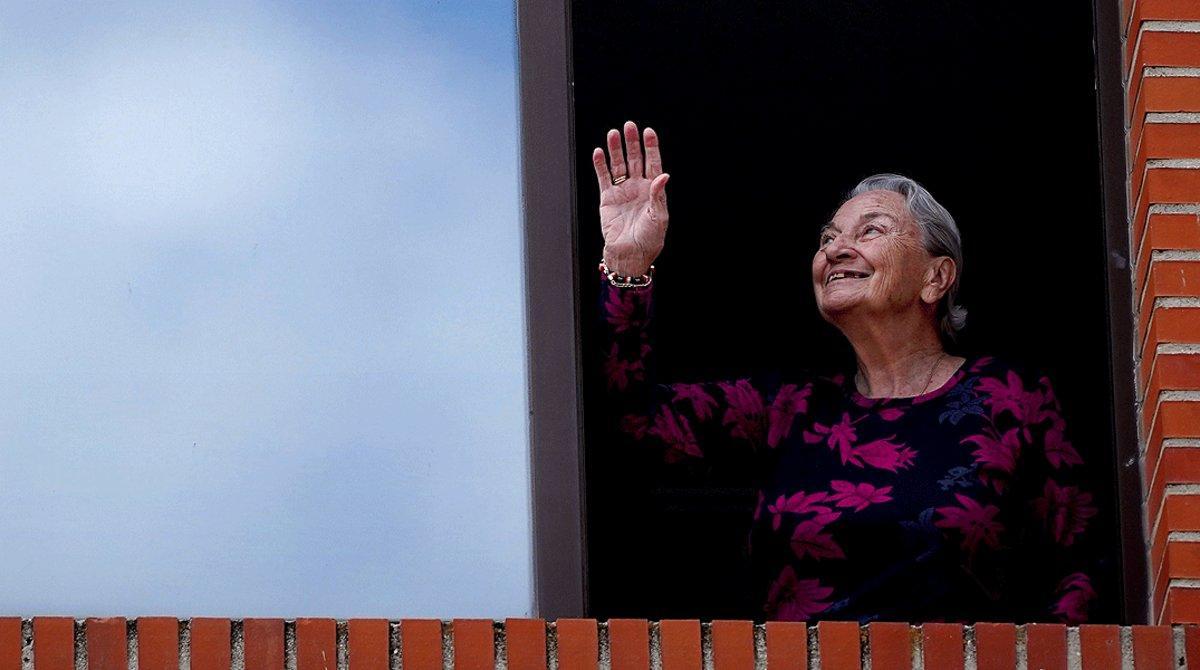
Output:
817 295 864 317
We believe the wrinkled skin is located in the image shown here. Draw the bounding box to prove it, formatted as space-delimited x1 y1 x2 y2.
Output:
811 190 949 331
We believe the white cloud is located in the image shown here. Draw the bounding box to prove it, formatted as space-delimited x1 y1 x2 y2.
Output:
0 1 530 617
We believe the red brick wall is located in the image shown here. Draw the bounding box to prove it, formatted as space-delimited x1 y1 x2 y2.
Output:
0 618 1194 670
1125 0 1200 625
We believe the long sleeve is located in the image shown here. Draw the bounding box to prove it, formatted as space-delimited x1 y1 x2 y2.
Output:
987 370 1100 623
596 269 812 470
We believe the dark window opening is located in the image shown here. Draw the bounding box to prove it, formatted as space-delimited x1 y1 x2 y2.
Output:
563 0 1141 623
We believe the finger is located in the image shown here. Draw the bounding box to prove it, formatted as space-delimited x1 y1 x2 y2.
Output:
644 127 663 179
624 120 643 178
606 128 627 182
592 147 612 192
648 173 670 223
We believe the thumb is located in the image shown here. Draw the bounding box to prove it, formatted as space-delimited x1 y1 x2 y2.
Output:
649 173 670 209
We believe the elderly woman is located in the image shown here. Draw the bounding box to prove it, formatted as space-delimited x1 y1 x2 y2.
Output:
592 121 1099 623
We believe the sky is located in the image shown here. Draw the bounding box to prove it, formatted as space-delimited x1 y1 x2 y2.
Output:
0 1 530 617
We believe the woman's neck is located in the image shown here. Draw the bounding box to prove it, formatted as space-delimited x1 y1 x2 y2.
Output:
840 312 950 398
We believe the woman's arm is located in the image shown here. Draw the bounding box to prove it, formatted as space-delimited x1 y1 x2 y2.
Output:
592 122 812 468
598 271 812 467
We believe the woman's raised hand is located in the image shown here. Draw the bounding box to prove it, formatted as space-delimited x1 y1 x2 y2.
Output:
592 120 670 277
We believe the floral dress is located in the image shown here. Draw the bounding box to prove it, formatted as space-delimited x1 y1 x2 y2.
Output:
598 271 1099 623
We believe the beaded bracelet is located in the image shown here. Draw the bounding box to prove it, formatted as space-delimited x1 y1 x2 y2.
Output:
599 259 655 288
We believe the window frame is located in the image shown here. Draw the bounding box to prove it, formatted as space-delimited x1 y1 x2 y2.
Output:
518 0 1147 623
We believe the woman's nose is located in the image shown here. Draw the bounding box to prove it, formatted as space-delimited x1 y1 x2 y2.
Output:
823 235 858 261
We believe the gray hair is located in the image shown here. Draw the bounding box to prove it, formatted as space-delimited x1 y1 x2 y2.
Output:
846 173 967 341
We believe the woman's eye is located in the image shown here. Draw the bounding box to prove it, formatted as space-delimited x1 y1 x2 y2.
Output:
861 225 882 237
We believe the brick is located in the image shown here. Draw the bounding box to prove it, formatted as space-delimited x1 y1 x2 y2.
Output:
1133 125 1200 198
243 619 284 670
1139 262 1200 327
189 619 231 670
450 620 494 670
764 621 806 670
503 619 546 670
348 620 388 670
1130 79 1200 151
1143 352 1200 409
1145 259 1200 302
1166 586 1200 623
815 621 858 670
866 623 908 670
1146 441 1200 519
136 619 177 670
1144 385 1160 435
710 620 753 670
294 619 336 670
1134 188 1154 260
658 620 700 670
1144 167 1200 206
0 618 20 670
1186 625 1200 664
1140 298 1157 357
607 620 649 670
1164 494 1200 536
1136 212 1200 294
1024 623 1066 670
555 620 597 670
920 623 962 669
1132 625 1174 669
1131 0 1200 32
1155 555 1171 621
1154 445 1200 491
1153 507 1173 593
85 618 127 670
1155 307 1200 346
32 618 73 670
1161 401 1200 438
402 620 445 670
973 623 1016 670
1078 625 1121 669
1140 0 1200 20
1129 31 1200 109
1127 0 1200 73
1141 308 1200 372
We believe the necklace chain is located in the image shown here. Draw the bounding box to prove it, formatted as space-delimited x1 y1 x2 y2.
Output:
856 352 946 398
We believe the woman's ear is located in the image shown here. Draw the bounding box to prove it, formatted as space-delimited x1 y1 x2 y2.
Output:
921 257 957 305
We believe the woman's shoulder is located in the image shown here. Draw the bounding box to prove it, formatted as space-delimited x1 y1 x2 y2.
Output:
960 353 1068 431
962 354 1062 394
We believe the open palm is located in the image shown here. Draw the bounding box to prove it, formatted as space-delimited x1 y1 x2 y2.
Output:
592 121 670 277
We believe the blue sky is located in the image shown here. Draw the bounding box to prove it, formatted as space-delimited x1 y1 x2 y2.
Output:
0 1 529 616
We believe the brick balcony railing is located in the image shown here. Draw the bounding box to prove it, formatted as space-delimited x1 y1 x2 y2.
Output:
1 617 1196 670
1124 0 1200 625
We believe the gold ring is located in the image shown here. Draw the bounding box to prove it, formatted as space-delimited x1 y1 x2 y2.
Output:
613 175 628 185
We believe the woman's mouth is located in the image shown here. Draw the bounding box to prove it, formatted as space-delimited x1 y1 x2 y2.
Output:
825 270 872 285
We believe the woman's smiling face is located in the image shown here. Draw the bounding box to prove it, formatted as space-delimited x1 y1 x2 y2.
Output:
811 190 937 326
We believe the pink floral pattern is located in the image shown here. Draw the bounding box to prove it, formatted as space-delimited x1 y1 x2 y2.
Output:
1052 572 1097 623
768 384 813 448
599 273 1102 624
718 379 767 443
934 493 1004 555
828 480 894 512
1033 479 1098 547
648 405 703 463
765 566 834 620
962 426 1021 493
